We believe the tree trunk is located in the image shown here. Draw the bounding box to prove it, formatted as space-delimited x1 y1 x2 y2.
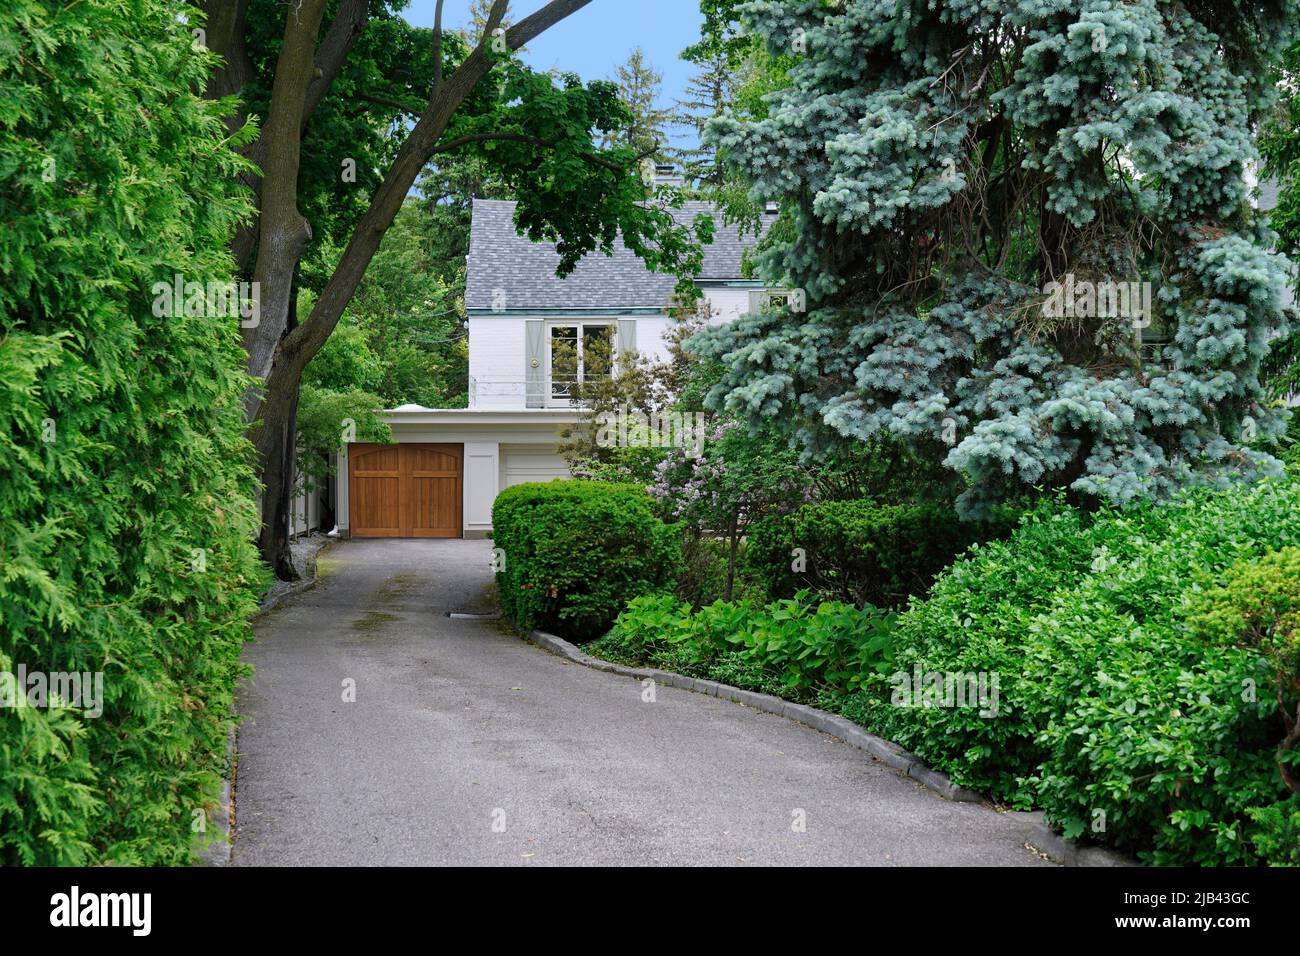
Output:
233 0 596 578
202 0 254 110
252 43 496 580
239 0 326 424
255 385 301 580
251 109 461 580
1280 698 1300 795
724 512 740 603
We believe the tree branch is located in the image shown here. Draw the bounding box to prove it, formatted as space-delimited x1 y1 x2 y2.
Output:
354 93 424 117
303 0 370 125
277 0 596 370
432 0 446 92
484 0 509 41
505 0 592 51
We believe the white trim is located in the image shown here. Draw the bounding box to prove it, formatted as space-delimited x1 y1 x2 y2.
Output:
381 408 587 427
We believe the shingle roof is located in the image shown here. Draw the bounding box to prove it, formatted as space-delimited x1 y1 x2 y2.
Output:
464 199 766 312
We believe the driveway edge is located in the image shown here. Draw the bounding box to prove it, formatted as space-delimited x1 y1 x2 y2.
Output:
210 538 333 865
528 628 1134 868
253 538 334 620
196 727 235 866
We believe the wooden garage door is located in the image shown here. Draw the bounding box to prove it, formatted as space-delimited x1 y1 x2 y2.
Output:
349 443 463 538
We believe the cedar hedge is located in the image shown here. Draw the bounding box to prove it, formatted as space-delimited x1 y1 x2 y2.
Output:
0 2 265 864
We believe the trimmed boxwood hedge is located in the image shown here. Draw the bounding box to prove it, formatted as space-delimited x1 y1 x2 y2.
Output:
492 481 680 641
745 499 1014 608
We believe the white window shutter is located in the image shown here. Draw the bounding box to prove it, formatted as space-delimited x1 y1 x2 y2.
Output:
616 319 637 359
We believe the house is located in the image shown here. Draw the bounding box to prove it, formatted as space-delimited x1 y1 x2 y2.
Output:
335 184 775 539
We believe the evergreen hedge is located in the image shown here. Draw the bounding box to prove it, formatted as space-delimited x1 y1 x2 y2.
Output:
492 481 680 641
745 499 1014 608
0 0 265 864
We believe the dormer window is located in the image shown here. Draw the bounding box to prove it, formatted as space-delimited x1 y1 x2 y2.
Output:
548 321 614 405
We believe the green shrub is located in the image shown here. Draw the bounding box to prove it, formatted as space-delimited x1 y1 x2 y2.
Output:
1187 547 1300 807
0 2 265 864
675 534 764 607
857 482 1300 865
589 591 897 697
588 592 695 663
745 499 1014 607
492 481 680 641
1278 405 1300 468
1245 799 1300 865
1190 546 1300 705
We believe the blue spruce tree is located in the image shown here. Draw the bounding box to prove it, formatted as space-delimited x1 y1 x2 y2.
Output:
694 0 1298 514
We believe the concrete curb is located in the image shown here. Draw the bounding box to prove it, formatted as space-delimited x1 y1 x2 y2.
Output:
528 629 1134 867
1007 811 1135 867
197 728 236 867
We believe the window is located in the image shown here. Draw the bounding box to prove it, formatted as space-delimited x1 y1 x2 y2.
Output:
548 322 614 404
748 288 805 315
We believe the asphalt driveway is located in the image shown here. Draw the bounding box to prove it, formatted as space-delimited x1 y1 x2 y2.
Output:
233 538 1051 866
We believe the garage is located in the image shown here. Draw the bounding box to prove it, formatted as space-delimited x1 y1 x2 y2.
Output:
499 443 570 491
348 443 463 538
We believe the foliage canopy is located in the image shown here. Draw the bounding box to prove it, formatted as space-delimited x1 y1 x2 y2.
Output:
694 0 1298 515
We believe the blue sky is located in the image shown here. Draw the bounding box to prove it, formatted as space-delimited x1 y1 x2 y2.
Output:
401 0 705 145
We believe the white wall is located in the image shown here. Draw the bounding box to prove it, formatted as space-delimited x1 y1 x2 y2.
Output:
468 289 763 409
703 287 756 326
468 315 527 408
630 315 673 364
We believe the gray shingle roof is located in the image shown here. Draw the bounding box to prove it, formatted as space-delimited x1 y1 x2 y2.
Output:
465 199 766 312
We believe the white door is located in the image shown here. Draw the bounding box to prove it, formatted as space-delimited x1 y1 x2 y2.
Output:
500 445 571 490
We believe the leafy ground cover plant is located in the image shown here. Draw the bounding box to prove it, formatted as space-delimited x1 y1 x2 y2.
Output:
587 591 896 699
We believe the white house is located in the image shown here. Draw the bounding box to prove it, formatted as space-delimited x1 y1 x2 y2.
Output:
335 188 775 539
